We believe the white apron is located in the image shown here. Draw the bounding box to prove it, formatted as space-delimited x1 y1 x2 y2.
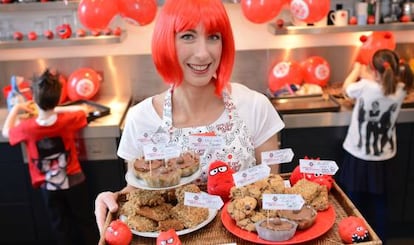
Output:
160 87 256 182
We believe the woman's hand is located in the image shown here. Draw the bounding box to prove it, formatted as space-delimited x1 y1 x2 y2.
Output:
94 191 119 234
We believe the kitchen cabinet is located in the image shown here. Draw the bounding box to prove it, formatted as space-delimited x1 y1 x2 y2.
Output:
0 1 125 49
0 142 127 244
0 143 37 243
279 126 348 173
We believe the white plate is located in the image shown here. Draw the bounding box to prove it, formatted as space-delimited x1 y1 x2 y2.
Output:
120 208 217 238
125 167 202 190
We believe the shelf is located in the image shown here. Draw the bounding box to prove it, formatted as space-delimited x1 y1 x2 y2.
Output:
268 22 414 35
0 1 78 12
0 32 127 49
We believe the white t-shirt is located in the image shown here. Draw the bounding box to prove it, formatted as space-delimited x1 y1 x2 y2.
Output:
118 83 285 162
343 79 406 161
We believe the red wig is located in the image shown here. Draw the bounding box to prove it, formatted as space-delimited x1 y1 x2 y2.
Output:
151 0 235 96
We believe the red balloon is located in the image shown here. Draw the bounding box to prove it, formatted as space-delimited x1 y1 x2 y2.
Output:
356 31 396 65
290 0 330 23
301 56 330 87
268 60 304 93
118 0 157 26
77 0 118 30
67 68 102 101
241 0 285 24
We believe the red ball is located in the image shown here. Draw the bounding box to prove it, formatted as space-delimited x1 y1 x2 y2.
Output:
301 56 330 87
105 220 132 245
338 216 369 243
268 60 304 93
67 68 102 101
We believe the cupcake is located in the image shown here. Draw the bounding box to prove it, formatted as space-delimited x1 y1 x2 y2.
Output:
133 158 163 179
143 161 182 188
278 205 317 230
175 151 200 177
255 218 297 242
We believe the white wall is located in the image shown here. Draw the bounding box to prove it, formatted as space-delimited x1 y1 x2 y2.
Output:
1 3 414 61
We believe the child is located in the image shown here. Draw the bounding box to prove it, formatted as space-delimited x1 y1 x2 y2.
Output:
2 69 99 245
337 49 413 243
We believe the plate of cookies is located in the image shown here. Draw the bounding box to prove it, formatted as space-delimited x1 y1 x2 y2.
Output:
221 175 336 244
117 184 217 238
125 151 202 190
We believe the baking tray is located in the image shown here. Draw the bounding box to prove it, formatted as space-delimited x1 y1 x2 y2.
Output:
61 99 110 123
269 94 341 114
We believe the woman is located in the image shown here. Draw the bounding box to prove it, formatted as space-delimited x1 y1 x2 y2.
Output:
94 0 284 232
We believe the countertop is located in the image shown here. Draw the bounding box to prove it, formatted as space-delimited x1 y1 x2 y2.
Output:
0 95 131 143
279 90 414 129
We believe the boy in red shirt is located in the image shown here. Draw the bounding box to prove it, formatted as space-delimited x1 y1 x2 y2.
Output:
2 69 99 245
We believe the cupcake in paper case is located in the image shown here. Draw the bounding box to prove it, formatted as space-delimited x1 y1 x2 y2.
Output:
255 218 298 242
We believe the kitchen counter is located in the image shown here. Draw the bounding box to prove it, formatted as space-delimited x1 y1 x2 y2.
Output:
0 95 131 143
1 93 414 140
281 107 414 129
279 90 414 129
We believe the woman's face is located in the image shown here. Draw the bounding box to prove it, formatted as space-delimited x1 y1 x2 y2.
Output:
175 24 222 88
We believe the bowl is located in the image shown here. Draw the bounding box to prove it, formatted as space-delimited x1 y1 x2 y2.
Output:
255 218 297 242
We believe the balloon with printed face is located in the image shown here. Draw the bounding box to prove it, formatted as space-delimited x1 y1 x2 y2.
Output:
207 160 235 203
268 60 304 93
77 0 118 30
241 0 285 24
67 68 102 101
290 0 330 24
301 56 330 87
118 0 157 26
356 31 396 65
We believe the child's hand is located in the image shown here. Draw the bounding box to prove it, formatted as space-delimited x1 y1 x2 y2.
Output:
19 101 37 115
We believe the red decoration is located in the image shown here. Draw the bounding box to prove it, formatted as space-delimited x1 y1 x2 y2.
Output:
67 68 102 101
76 28 87 37
118 0 157 26
27 31 37 41
105 220 132 245
338 216 369 243
207 160 235 203
268 60 304 93
13 32 23 41
157 229 181 245
44 30 54 40
241 0 285 24
289 163 334 191
356 31 396 65
56 24 72 39
77 0 118 30
290 0 330 24
301 56 330 87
